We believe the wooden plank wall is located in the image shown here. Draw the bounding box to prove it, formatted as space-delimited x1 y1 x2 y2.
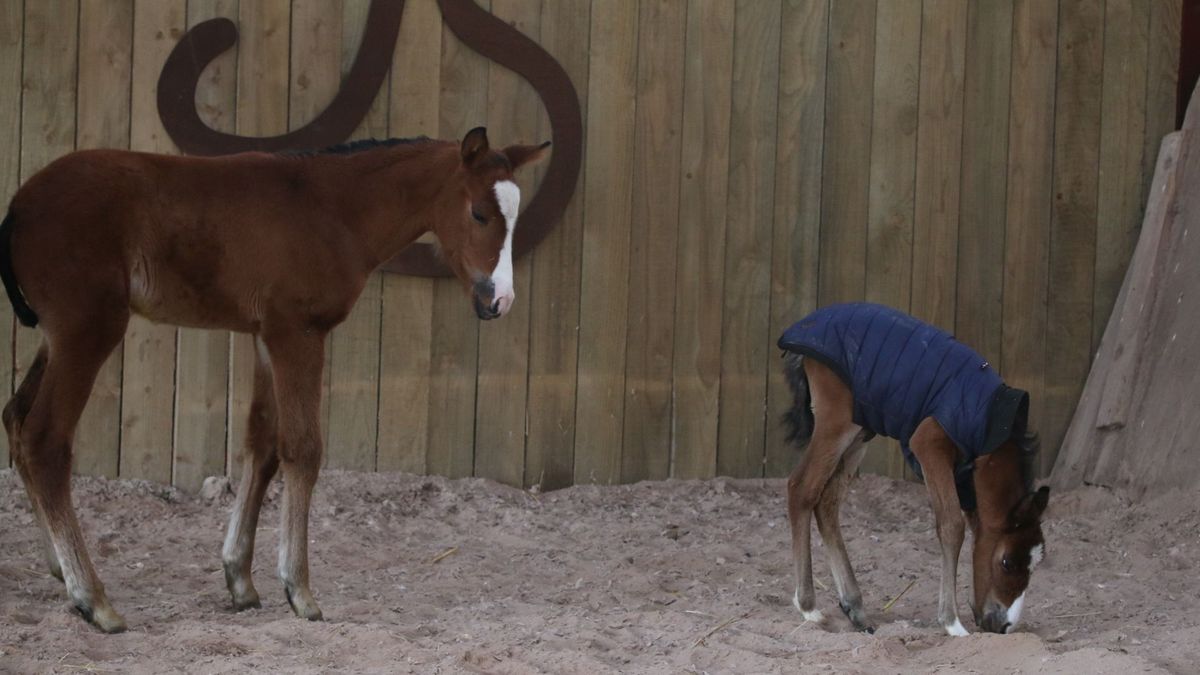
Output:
0 0 1184 489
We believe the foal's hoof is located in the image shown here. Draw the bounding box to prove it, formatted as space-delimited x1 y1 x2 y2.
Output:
77 603 127 634
839 601 875 634
224 563 262 611
231 591 262 612
285 586 324 622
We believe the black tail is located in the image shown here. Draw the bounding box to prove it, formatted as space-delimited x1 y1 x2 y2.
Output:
0 212 38 327
782 352 814 449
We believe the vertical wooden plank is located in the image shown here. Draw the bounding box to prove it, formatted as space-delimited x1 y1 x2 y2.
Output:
905 0 969 482
172 0 236 491
764 0 828 478
860 0 920 479
17 0 77 198
817 0 874 306
1094 0 1150 349
289 0 343 460
289 0 342 134
956 0 1012 363
572 0 637 485
73 0 132 479
16 0 79 410
426 1 490 479
1045 0 1103 476
620 0 685 483
911 0 967 329
378 0 440 475
0 0 22 466
228 0 290 479
121 0 184 484
325 0 387 472
1142 2 1182 215
716 0 780 479
342 0 388 142
524 0 590 490
865 0 919 315
472 0 539 487
1002 0 1057 457
188 0 238 134
324 278 382 461
671 0 734 480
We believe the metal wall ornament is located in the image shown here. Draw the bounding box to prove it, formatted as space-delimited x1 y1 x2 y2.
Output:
156 0 583 278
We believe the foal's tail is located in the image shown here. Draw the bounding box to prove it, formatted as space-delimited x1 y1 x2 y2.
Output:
0 211 38 327
782 352 815 449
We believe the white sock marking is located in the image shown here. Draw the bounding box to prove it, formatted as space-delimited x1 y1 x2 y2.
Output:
1005 592 1026 631
793 589 824 623
946 618 969 636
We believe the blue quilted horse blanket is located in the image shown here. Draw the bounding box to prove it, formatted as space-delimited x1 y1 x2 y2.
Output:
778 302 1029 511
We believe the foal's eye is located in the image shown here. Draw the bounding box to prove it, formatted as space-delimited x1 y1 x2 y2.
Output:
1000 556 1016 573
470 208 488 225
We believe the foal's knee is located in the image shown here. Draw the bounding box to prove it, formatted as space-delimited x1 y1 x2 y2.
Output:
3 386 36 440
16 421 71 478
936 512 965 542
787 474 821 513
278 427 322 475
2 397 20 435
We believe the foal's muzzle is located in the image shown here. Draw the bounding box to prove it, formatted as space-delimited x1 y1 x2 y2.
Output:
978 604 1012 634
472 279 509 320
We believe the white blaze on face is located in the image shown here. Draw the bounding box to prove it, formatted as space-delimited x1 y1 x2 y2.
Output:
1029 544 1044 571
491 180 520 315
1005 592 1026 632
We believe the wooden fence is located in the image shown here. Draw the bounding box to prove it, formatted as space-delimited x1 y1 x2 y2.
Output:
0 0 1183 491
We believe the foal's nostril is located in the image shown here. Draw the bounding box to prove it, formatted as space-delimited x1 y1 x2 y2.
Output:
490 299 501 314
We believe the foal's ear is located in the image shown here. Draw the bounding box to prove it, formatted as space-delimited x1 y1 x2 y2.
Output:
1008 485 1051 528
461 126 490 166
503 141 552 171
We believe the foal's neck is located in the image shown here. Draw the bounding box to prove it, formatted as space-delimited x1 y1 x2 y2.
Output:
973 442 1027 530
332 140 460 270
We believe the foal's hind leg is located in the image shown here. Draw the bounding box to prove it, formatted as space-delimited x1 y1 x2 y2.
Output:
12 322 129 633
814 441 874 633
222 336 281 611
788 360 862 624
262 327 328 621
3 345 62 581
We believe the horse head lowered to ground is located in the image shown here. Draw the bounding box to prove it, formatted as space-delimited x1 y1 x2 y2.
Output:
777 302 1050 636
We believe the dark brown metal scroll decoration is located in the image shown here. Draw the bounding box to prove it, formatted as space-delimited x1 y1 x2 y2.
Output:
156 0 583 278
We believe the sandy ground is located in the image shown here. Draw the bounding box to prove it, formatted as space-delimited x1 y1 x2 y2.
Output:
1 467 1198 674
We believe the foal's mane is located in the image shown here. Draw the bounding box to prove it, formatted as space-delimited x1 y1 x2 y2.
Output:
281 136 434 158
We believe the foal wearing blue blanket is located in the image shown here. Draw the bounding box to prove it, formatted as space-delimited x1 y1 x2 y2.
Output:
778 303 1049 636
778 303 1030 512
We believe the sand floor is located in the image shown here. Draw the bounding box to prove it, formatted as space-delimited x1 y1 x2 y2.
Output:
1 467 1197 673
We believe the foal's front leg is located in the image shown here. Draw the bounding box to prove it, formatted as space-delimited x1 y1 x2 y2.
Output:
910 419 968 636
222 336 280 610
263 329 328 621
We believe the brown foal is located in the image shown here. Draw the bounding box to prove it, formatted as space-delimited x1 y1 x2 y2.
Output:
784 356 1049 636
0 127 548 632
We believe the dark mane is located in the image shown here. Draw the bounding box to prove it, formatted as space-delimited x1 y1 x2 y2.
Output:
282 136 433 157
